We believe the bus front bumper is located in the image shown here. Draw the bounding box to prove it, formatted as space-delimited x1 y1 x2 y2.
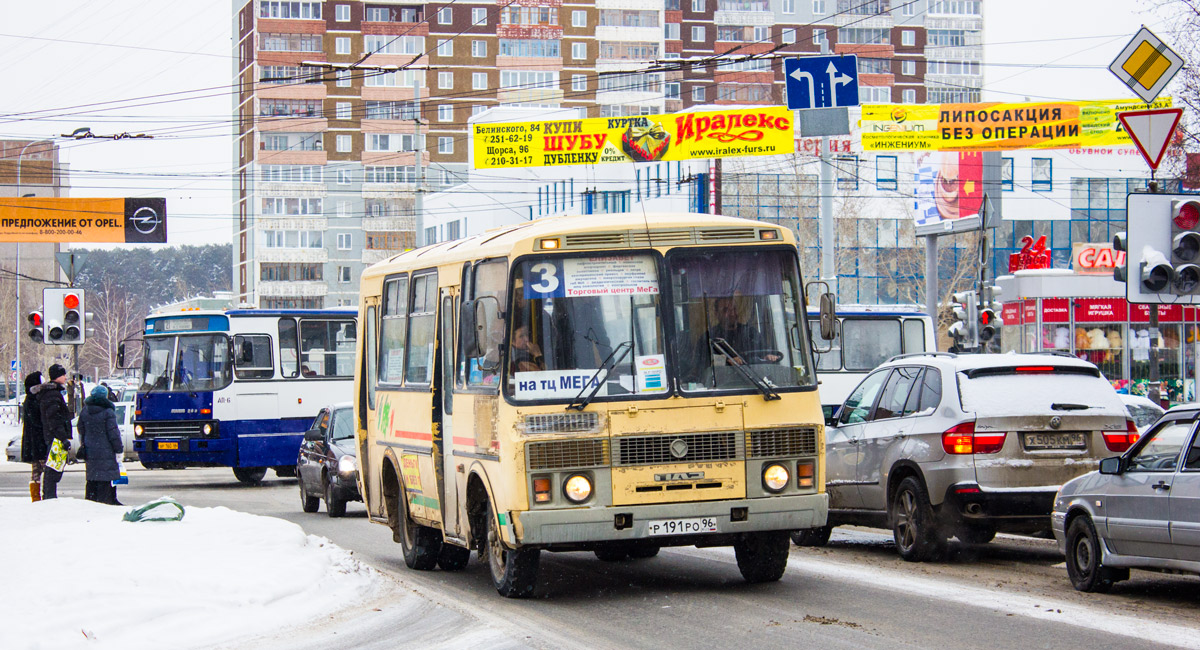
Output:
514 493 827 547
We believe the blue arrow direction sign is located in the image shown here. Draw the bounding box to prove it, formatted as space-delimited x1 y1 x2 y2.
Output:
784 55 860 110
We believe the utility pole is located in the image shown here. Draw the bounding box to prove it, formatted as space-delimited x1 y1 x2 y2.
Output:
414 80 425 247
817 36 836 299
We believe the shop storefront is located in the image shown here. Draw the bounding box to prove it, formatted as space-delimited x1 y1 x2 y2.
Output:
997 268 1200 404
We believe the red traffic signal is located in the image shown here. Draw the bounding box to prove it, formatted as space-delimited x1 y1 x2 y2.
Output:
1172 200 1200 230
63 293 80 310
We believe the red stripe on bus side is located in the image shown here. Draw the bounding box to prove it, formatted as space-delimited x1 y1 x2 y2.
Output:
394 430 432 442
452 436 476 447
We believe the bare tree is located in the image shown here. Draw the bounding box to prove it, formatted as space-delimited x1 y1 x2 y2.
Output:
79 277 146 379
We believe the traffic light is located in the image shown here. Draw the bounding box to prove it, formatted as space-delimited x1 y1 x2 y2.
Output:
1125 193 1200 304
978 285 1003 343
43 287 85 345
27 309 44 343
1113 232 1128 283
1170 199 1200 293
948 290 978 351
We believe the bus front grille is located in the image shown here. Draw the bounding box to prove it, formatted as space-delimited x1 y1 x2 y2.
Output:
614 431 741 466
137 421 207 437
522 412 601 434
527 438 609 470
747 427 818 458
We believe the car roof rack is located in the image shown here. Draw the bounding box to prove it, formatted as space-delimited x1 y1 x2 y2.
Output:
886 351 957 363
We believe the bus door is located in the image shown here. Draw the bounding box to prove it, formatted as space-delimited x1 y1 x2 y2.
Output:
436 288 463 538
360 299 383 519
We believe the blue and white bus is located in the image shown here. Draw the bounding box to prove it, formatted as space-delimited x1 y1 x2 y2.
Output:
807 305 936 419
129 308 357 484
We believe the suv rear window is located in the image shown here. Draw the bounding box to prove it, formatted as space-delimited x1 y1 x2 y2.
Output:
958 367 1120 416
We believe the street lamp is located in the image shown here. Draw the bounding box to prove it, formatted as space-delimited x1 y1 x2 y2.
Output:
13 133 80 394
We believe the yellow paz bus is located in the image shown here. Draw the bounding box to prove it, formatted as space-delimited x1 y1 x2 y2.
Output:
354 212 829 597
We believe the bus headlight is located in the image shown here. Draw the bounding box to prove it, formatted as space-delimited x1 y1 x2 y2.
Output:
763 463 790 493
563 474 592 503
134 424 144 438
337 455 357 475
201 423 213 435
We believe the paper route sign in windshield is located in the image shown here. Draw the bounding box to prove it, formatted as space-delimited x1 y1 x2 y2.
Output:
523 256 659 299
515 369 608 400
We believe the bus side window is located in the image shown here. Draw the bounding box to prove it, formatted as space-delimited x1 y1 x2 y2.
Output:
279 318 299 378
465 259 508 389
903 318 926 353
299 319 355 377
234 334 274 379
379 276 409 385
406 272 438 385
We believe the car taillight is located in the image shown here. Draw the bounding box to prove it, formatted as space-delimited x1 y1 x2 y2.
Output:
1103 420 1140 452
973 432 1007 454
942 422 1005 454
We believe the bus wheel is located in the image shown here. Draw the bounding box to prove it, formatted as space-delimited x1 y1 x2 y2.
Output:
233 467 267 485
395 483 440 570
486 499 539 598
437 543 471 571
734 531 789 583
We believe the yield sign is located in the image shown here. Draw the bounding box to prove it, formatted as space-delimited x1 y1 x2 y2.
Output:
1117 108 1182 171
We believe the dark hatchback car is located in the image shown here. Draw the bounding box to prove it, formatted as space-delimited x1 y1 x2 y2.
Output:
297 403 361 517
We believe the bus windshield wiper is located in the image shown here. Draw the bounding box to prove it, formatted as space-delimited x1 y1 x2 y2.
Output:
567 340 633 411
710 338 780 401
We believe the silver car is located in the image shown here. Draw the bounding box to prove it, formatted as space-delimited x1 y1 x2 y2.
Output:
806 352 1133 562
1052 404 1200 592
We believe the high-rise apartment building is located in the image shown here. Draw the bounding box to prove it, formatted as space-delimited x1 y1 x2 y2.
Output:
232 0 981 307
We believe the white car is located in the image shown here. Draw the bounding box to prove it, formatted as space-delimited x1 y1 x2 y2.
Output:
71 400 138 463
5 432 19 462
1120 394 1165 434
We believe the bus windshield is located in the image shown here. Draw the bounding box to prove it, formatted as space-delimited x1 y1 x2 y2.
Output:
506 254 666 402
670 249 815 393
140 334 232 392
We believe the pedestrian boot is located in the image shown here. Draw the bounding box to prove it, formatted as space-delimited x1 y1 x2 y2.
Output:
29 482 41 502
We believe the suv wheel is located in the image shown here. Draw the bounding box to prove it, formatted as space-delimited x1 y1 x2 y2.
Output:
1065 516 1127 592
891 476 943 562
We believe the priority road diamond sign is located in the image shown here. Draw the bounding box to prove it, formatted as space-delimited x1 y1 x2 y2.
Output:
1109 27 1183 103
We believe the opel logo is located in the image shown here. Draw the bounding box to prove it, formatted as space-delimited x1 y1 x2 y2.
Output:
1049 416 1062 430
669 438 689 459
131 206 162 234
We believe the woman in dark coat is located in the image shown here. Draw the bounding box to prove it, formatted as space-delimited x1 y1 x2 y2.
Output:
20 371 46 502
78 384 124 505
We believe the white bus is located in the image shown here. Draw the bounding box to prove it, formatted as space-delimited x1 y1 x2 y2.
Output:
808 305 936 418
125 308 357 484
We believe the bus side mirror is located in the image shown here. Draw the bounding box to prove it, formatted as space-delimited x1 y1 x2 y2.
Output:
118 342 126 368
461 300 481 357
237 341 254 364
819 292 837 341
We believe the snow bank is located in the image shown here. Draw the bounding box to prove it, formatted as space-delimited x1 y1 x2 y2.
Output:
0 497 380 650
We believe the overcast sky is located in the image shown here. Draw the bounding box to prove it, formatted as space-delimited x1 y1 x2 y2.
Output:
0 1 1182 248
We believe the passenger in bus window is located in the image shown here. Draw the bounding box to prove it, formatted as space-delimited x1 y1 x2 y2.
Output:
510 324 545 373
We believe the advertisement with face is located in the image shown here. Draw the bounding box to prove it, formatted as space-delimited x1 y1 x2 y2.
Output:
913 151 984 228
